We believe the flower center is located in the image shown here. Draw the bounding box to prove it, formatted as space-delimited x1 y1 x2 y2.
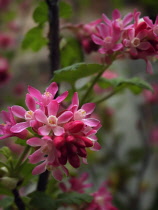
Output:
131 37 140 47
42 92 53 105
48 115 58 127
41 145 49 154
74 109 86 120
95 195 105 206
25 110 34 121
104 36 112 44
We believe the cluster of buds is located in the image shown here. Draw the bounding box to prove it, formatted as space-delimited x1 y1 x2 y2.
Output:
0 82 101 181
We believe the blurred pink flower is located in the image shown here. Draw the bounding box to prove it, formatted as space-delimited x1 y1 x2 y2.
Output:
86 182 117 210
59 173 92 193
0 57 10 86
143 84 158 104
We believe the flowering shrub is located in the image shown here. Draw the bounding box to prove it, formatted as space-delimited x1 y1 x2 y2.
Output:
0 1 158 210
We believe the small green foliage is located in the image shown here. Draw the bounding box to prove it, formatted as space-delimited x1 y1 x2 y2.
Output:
52 63 105 85
97 76 153 94
30 191 58 210
57 192 93 206
0 147 12 159
33 1 48 24
59 1 73 19
60 37 84 67
22 26 47 51
15 138 27 146
0 196 14 208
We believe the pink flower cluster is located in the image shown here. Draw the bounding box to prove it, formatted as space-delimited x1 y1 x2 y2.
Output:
59 173 117 210
0 82 101 181
86 182 117 210
92 9 158 73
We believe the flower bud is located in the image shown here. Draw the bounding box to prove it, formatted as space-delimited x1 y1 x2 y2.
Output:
64 121 84 133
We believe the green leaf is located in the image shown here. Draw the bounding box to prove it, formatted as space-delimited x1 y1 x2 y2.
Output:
57 192 93 205
15 138 27 146
97 77 153 94
30 192 57 210
33 1 48 24
22 26 47 51
59 1 72 19
0 196 14 208
52 63 105 84
60 37 84 68
0 147 12 159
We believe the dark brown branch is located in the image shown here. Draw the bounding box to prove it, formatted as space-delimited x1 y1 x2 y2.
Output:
12 188 25 210
37 0 60 192
46 0 60 77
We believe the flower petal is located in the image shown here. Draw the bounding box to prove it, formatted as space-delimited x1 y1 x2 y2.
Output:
47 100 59 116
46 82 58 98
82 118 100 127
92 34 104 45
52 168 63 181
10 122 30 133
56 91 68 103
58 111 73 124
81 103 95 115
112 9 121 20
27 137 44 147
32 161 46 175
28 86 42 100
28 149 45 164
11 105 26 118
25 94 36 111
38 125 51 136
34 109 47 124
102 13 111 26
53 126 65 136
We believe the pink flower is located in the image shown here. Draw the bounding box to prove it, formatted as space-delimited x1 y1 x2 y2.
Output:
86 182 117 210
0 107 28 140
92 23 123 54
34 100 73 136
27 136 68 181
144 15 158 37
102 9 133 31
59 173 92 193
28 82 68 108
62 19 102 53
10 94 37 133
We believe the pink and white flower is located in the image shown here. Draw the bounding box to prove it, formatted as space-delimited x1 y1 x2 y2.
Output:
34 100 73 136
28 82 68 107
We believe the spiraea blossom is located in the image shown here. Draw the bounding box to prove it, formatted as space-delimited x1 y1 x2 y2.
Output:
0 82 101 181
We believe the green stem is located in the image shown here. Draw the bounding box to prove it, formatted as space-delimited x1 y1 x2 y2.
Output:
94 88 122 104
14 145 30 172
80 68 105 105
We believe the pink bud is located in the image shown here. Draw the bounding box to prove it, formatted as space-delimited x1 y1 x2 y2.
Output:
77 147 87 157
68 154 80 168
64 121 84 133
77 136 93 147
53 136 65 149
